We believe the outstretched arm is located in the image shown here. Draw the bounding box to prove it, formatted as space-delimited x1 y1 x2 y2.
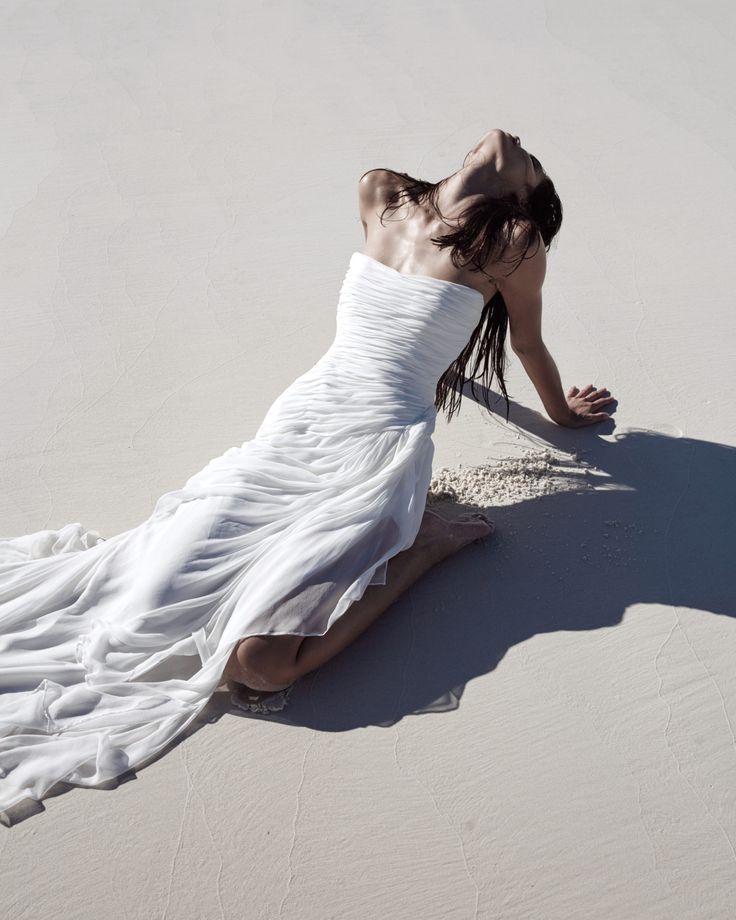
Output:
512 341 613 426
498 229 615 427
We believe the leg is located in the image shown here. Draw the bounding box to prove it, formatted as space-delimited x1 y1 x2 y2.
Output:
223 509 493 692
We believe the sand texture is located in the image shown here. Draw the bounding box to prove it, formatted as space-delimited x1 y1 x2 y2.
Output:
2 2 735 918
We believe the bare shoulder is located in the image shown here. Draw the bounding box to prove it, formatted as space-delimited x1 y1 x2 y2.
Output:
358 168 405 210
358 169 407 237
359 167 404 191
494 220 546 291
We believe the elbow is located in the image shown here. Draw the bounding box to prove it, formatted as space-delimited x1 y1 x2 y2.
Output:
510 336 545 356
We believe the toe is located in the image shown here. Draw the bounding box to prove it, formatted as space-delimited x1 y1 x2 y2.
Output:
456 511 495 530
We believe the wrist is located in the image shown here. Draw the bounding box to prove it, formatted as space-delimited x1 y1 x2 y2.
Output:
549 406 575 427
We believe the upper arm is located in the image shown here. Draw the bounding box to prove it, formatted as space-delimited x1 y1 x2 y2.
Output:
497 228 547 352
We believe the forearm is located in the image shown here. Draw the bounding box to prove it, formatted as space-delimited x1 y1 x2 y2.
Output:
512 341 571 424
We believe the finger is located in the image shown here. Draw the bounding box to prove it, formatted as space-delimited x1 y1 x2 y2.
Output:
584 388 610 403
578 384 595 397
567 385 579 397
591 396 615 409
584 412 610 424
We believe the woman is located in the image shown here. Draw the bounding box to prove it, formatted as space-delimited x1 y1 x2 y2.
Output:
0 128 615 812
222 128 615 709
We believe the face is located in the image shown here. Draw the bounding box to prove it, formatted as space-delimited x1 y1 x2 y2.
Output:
463 128 544 203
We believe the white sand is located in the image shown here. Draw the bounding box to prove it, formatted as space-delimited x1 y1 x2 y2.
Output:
427 448 594 506
2 2 736 918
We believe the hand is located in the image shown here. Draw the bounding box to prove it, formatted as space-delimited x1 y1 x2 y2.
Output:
557 384 615 427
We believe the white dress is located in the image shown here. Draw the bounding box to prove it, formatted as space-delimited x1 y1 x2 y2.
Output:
0 251 485 813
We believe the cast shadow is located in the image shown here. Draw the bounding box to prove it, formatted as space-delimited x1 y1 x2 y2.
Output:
4 389 732 823
264 386 734 731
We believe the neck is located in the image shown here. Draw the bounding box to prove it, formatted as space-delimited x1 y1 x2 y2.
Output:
434 164 507 217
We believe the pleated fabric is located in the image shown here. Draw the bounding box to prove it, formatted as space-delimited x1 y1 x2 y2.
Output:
0 251 485 813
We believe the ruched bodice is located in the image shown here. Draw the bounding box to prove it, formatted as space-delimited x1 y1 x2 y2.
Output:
0 250 484 815
256 252 485 437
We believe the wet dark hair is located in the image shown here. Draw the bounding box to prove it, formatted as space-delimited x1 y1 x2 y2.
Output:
377 157 563 422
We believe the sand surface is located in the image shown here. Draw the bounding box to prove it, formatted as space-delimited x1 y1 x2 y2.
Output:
2 2 735 917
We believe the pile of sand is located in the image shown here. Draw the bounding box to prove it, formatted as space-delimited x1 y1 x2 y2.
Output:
426 447 594 508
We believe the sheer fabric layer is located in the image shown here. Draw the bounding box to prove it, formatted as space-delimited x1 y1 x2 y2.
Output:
0 252 485 813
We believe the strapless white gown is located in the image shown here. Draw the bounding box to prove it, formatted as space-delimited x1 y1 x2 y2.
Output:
0 251 485 813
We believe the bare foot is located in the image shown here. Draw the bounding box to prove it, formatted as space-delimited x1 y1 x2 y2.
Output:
416 508 494 559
